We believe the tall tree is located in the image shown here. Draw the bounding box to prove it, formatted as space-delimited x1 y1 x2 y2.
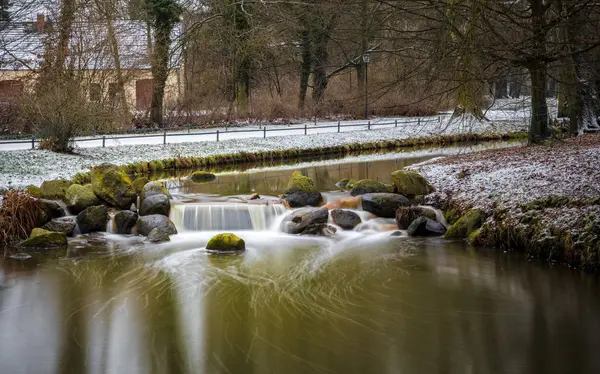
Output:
0 0 10 22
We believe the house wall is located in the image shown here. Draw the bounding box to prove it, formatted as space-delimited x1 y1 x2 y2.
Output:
0 69 182 112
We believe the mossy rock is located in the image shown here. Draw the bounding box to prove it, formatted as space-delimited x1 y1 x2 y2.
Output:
391 170 433 197
40 179 73 199
206 233 245 252
140 181 170 202
444 208 462 225
20 228 68 249
90 164 136 209
25 185 42 198
283 171 323 207
396 206 438 230
335 178 351 190
445 209 485 239
71 172 91 185
132 177 150 194
65 184 100 214
190 171 216 183
467 228 484 245
350 179 394 196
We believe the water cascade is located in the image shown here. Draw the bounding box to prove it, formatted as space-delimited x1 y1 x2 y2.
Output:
170 203 288 232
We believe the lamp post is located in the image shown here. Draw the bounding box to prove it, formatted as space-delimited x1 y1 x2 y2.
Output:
363 52 371 119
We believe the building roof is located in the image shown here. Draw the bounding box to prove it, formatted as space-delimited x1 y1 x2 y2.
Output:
0 19 183 71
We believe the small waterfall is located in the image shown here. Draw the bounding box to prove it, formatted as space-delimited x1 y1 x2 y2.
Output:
171 203 288 232
106 213 116 234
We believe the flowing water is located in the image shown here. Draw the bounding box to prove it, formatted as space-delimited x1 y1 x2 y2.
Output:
2 142 600 374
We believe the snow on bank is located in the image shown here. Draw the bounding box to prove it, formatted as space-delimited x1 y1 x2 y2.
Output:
0 118 526 190
411 134 600 212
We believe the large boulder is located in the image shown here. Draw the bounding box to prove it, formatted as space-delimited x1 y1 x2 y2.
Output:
331 209 362 230
137 215 178 236
206 233 245 252
64 184 101 214
40 199 67 219
139 194 170 216
391 170 433 197
445 209 485 239
395 206 438 230
190 171 216 183
407 217 446 237
90 164 136 209
19 228 68 249
282 171 323 208
140 181 170 202
350 179 394 196
76 205 108 234
114 210 138 234
40 179 72 199
42 217 77 236
132 177 150 194
361 193 410 218
281 207 333 235
145 228 171 243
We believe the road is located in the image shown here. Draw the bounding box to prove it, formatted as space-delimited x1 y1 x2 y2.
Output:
0 116 443 151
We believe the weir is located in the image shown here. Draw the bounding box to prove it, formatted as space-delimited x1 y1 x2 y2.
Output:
171 203 288 231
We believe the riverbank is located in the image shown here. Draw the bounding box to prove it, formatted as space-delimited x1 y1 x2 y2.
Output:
411 134 600 269
0 121 526 190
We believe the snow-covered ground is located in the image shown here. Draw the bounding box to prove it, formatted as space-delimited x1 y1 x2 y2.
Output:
0 116 526 190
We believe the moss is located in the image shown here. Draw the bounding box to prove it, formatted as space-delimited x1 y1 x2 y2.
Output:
64 184 100 214
206 233 245 252
71 172 91 185
350 179 394 196
286 171 318 193
140 181 170 202
133 177 150 194
90 164 136 209
40 179 73 199
390 170 433 197
467 228 483 245
190 171 216 183
335 178 351 189
25 185 42 198
445 209 485 239
444 208 462 225
20 228 68 249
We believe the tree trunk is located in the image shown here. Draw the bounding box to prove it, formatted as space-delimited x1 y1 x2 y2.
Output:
55 0 76 75
311 16 336 104
528 61 550 143
150 23 171 126
102 0 129 119
494 78 508 99
298 28 311 109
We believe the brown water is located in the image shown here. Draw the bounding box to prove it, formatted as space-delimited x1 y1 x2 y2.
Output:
1 142 599 374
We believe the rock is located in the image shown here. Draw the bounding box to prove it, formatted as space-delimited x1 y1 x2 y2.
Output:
130 203 138 213
346 179 357 189
335 178 351 189
90 164 136 209
248 193 260 200
76 205 109 234
391 170 433 197
407 217 447 237
145 228 171 243
206 233 245 252
331 209 362 230
25 185 42 198
114 210 138 234
140 181 170 202
132 177 150 194
40 179 72 199
445 209 485 239
42 217 77 236
19 228 68 249
395 206 438 230
361 193 410 218
40 199 67 219
64 184 101 214
282 171 323 207
190 171 216 183
350 179 394 196
137 215 178 236
139 194 170 216
281 207 329 235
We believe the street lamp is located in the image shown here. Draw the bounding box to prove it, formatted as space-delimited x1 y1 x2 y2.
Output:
363 52 371 119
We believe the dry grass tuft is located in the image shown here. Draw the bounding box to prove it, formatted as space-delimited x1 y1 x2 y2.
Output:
0 191 42 248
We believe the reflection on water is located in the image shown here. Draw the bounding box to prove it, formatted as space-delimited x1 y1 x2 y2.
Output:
1 239 600 374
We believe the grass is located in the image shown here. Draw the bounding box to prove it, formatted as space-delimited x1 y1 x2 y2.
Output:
0 191 42 248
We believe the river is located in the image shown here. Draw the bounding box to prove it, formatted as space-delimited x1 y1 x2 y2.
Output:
1 142 599 374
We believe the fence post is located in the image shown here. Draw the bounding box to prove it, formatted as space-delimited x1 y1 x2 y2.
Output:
304 123 307 135
217 130 220 142
102 136 106 148
418 118 421 126
395 119 398 128
31 136 34 149
263 127 266 139
368 121 371 130
338 121 340 133
163 130 167 145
